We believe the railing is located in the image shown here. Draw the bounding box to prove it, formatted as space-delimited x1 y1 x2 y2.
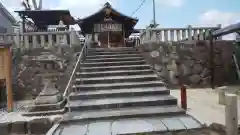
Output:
140 24 222 44
0 29 80 53
63 35 91 112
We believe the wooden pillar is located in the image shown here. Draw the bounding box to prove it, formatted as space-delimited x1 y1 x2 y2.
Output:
0 42 13 112
122 25 125 47
92 25 95 42
107 32 110 48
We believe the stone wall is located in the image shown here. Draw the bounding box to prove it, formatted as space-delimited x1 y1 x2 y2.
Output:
13 46 77 100
138 40 237 88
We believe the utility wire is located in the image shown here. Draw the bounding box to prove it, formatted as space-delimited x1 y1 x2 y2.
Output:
131 0 146 17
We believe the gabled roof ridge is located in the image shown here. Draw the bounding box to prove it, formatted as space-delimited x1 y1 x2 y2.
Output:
79 2 138 22
0 2 17 25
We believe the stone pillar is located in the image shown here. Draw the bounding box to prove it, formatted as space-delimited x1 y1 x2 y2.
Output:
164 30 168 42
217 24 222 40
182 30 186 40
170 30 174 41
157 31 162 43
193 29 198 40
188 25 192 41
15 29 20 51
218 90 225 105
176 30 180 41
70 30 75 47
225 93 238 135
199 29 204 40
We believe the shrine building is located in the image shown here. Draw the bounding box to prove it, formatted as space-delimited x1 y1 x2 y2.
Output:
15 10 75 31
77 2 139 48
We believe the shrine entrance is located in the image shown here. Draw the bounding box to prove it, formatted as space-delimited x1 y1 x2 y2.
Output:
95 21 124 48
98 31 124 48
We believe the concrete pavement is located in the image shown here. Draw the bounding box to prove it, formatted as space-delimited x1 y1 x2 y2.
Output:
171 88 240 125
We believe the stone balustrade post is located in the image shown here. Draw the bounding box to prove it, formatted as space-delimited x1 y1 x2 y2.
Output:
164 30 168 42
217 24 222 40
24 35 29 51
170 30 174 41
151 31 157 42
40 35 45 48
15 30 21 51
182 29 186 40
48 34 53 48
70 30 76 48
56 34 60 45
188 25 193 41
199 29 204 40
176 30 180 41
32 35 37 48
193 29 198 40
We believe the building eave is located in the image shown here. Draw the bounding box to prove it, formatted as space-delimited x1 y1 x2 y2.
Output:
79 2 138 23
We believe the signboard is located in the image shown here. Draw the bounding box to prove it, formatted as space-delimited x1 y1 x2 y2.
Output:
94 23 122 32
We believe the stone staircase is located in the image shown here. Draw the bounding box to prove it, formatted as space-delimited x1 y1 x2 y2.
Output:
60 47 203 134
47 48 202 135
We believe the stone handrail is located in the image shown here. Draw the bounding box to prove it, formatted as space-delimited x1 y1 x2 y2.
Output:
0 30 80 53
63 35 90 97
140 24 222 44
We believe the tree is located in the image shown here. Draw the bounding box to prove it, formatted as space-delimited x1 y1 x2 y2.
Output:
21 0 42 10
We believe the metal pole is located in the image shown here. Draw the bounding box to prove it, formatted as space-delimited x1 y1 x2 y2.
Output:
152 0 156 26
180 85 187 110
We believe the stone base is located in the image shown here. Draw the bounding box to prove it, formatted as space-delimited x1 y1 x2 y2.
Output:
35 93 62 105
28 118 52 134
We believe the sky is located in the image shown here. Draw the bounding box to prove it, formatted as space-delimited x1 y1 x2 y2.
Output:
0 0 240 38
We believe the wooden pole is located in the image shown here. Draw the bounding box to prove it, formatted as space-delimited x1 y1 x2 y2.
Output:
225 93 238 135
4 48 13 112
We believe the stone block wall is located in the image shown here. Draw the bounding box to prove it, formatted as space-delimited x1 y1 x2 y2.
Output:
13 47 77 100
138 40 237 88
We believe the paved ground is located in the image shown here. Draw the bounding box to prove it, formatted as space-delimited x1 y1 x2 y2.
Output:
2 87 240 135
171 87 240 125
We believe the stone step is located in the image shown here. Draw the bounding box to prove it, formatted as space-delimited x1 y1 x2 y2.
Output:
80 60 146 67
73 80 166 91
86 53 142 59
58 115 202 134
22 108 66 116
28 100 66 112
76 69 154 78
84 56 144 62
63 105 185 122
88 47 136 52
75 74 158 84
66 95 177 111
70 87 170 100
79 64 151 72
88 50 139 55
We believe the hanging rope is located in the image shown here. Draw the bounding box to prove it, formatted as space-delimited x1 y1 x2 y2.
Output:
131 0 146 17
